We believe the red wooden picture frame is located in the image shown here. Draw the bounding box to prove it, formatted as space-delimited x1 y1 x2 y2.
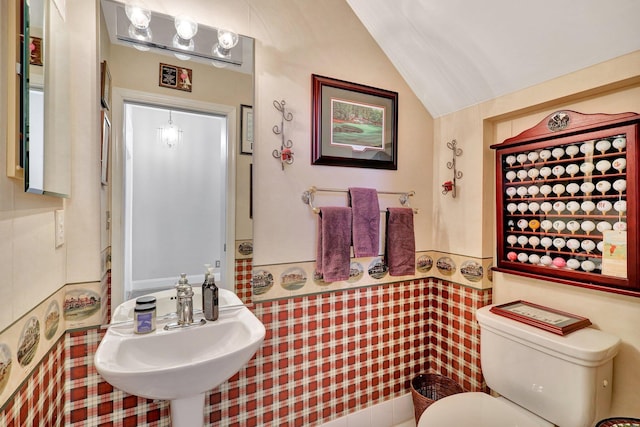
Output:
490 300 592 335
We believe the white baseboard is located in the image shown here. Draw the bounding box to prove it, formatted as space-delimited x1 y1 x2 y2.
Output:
319 393 416 427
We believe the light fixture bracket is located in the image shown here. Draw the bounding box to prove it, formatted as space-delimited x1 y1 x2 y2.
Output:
106 0 243 66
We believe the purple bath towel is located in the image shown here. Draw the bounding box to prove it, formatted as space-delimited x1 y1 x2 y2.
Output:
317 207 352 282
385 207 415 276
348 187 380 257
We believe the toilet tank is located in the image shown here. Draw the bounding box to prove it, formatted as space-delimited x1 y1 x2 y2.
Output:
477 305 620 427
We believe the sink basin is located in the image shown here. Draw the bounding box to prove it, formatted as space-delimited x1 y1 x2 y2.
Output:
111 286 242 323
95 288 265 426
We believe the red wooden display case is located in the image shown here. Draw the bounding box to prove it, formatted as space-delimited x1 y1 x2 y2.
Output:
491 110 640 297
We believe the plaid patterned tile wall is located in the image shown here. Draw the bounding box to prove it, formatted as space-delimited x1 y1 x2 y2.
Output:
0 335 65 427
101 270 112 326
428 280 493 392
236 258 253 305
65 329 171 426
58 278 490 426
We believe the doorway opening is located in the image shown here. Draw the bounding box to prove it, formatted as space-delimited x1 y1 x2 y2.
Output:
123 102 228 299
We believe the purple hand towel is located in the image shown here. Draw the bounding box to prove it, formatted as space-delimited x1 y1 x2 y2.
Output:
316 207 352 282
385 207 415 276
348 187 380 257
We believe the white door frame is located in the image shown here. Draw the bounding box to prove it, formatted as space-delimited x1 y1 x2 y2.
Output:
110 88 237 313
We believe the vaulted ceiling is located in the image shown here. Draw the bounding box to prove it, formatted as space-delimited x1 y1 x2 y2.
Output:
347 0 640 118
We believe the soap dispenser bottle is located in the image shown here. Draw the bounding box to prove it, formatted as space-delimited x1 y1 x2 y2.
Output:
202 267 219 321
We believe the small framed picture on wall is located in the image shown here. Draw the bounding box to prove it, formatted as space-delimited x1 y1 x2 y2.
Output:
101 111 111 185
100 61 111 110
241 104 253 155
159 63 193 92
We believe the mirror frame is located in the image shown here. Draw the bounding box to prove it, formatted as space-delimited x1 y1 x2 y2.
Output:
6 0 25 181
5 0 71 197
100 1 254 317
109 88 239 313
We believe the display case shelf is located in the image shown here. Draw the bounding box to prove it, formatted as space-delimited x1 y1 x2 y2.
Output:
491 110 639 297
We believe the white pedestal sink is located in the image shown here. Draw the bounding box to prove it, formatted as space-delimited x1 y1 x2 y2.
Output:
95 288 265 427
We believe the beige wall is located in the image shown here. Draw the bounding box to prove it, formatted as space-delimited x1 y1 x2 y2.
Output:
247 0 435 265
0 0 101 332
106 45 253 108
434 50 640 416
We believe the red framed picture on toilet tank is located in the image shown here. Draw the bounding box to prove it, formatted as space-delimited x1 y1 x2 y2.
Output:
490 300 591 336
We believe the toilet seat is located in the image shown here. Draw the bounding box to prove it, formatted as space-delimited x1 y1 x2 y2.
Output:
418 392 553 427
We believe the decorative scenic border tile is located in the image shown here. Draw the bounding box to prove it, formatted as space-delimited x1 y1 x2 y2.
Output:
0 288 66 411
0 281 102 412
252 251 493 302
236 239 254 260
64 282 103 330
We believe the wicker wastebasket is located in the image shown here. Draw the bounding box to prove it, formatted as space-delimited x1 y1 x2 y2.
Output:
410 373 464 423
595 418 640 427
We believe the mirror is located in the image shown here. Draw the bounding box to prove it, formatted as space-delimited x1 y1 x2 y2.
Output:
22 0 71 197
100 0 254 312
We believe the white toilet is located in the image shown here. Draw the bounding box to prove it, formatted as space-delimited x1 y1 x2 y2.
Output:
419 304 621 427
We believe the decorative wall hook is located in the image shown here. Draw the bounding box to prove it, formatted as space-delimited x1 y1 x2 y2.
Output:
272 100 294 170
442 139 463 197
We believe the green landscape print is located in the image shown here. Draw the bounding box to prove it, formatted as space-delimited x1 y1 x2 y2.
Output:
331 99 384 151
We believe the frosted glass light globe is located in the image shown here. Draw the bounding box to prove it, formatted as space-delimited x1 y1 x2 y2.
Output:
175 16 198 40
125 3 151 29
172 34 194 60
218 29 239 49
128 24 152 51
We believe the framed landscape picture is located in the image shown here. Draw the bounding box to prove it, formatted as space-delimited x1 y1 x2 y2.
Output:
311 74 398 169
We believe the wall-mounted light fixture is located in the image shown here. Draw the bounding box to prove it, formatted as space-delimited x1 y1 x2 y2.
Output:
104 0 244 67
442 139 463 198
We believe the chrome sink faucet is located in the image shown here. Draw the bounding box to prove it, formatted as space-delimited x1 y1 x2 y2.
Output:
175 273 194 325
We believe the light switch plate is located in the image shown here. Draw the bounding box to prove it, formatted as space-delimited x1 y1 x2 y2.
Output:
55 210 65 248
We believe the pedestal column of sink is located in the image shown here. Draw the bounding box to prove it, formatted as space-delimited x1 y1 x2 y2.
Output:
170 393 206 427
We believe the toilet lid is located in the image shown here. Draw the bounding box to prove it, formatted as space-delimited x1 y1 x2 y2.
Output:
418 392 552 427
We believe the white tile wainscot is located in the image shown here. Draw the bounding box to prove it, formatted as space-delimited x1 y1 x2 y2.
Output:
319 393 416 427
